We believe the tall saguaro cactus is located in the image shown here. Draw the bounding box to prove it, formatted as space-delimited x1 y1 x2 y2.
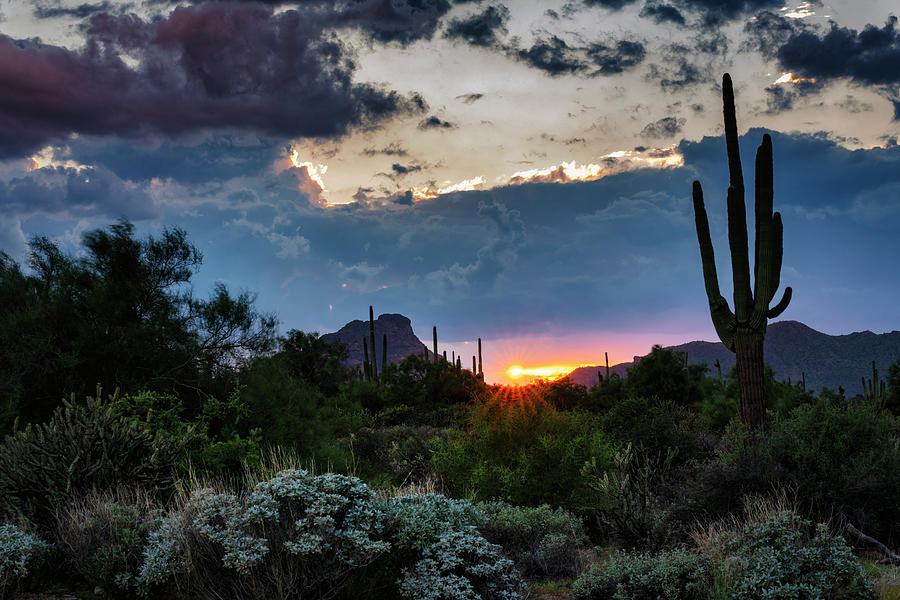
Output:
692 74 792 429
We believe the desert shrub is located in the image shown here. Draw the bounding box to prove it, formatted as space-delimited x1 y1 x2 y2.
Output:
707 511 873 600
0 391 182 528
600 395 702 461
706 400 900 540
571 547 708 600
476 500 588 578
177 469 389 599
582 442 690 548
397 528 524 600
353 425 445 486
432 404 617 510
55 488 163 597
384 494 525 600
0 524 52 599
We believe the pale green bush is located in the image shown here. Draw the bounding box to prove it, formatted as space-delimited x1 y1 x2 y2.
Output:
0 524 52 599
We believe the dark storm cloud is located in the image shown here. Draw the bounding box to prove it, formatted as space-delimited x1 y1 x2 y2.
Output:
640 116 684 138
56 135 281 184
582 0 638 10
456 93 484 104
646 56 706 91
444 5 509 47
514 36 587 76
362 143 409 157
587 40 646 74
677 0 783 22
582 0 783 21
743 10 799 55
763 79 825 114
329 0 453 46
149 0 454 47
33 1 121 19
391 163 423 176
639 3 685 25
418 116 457 130
512 35 646 78
0 165 158 221
0 3 426 159
775 16 900 86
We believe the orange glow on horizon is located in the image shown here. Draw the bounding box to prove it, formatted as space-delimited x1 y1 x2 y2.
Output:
506 364 586 382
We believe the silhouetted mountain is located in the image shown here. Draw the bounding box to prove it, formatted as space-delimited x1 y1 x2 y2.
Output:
320 313 430 370
567 321 900 395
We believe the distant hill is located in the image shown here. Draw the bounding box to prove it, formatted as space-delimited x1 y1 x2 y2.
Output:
567 321 900 395
320 313 431 370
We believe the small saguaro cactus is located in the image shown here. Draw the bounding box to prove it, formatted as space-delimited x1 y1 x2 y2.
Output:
692 74 792 429
862 360 886 406
477 338 483 379
363 337 371 381
369 306 378 383
433 326 439 364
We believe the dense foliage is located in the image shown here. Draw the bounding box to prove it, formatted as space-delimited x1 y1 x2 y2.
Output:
1 222 898 597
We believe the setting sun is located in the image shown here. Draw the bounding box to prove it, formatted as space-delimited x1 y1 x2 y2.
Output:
506 364 577 382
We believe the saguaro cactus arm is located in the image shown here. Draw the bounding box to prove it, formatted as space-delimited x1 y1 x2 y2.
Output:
693 180 736 350
692 74 792 351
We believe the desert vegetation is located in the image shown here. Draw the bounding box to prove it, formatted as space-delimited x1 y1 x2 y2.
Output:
1 75 899 599
0 222 897 598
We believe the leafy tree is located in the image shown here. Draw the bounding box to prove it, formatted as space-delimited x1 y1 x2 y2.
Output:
0 221 276 428
886 359 900 415
279 330 348 396
624 345 707 408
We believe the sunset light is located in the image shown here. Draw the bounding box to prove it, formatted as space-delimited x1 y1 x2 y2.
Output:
506 364 577 382
773 72 817 84
288 147 328 191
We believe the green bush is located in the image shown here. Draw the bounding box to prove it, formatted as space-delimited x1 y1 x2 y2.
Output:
353 425 445 486
582 442 689 549
0 392 182 528
718 511 873 600
432 403 617 510
600 395 702 461
54 489 162 597
384 494 525 600
0 524 52 599
707 400 900 539
476 500 588 578
572 547 708 600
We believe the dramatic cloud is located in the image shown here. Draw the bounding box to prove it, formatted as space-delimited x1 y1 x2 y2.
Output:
646 56 706 90
775 16 900 86
514 36 646 77
444 5 509 47
417 116 456 130
587 40 647 74
0 165 158 221
362 143 409 157
456 93 484 104
33 1 119 19
640 116 685 138
582 0 638 10
640 3 686 25
329 0 453 46
514 36 586 76
0 3 425 158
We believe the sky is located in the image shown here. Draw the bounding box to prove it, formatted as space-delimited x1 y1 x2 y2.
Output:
1 0 899 384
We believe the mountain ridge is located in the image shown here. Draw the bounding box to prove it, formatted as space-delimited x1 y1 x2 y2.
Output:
567 320 900 395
